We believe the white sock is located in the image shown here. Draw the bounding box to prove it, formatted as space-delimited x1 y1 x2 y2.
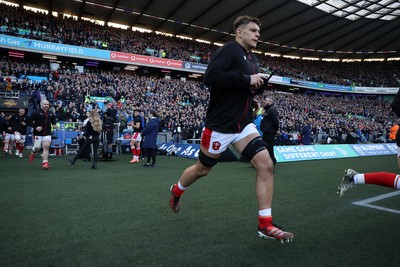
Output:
177 181 187 191
258 208 272 217
354 174 365 185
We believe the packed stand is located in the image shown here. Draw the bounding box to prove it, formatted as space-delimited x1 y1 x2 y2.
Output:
0 4 399 87
1 56 398 145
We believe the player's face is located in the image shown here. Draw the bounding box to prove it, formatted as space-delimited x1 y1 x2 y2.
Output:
19 109 25 115
41 101 50 111
237 22 260 51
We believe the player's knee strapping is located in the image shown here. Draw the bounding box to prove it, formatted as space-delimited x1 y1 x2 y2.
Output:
198 150 218 167
241 136 267 161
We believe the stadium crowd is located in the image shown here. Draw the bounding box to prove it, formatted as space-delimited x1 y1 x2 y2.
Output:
0 3 399 87
1 57 398 145
259 91 395 145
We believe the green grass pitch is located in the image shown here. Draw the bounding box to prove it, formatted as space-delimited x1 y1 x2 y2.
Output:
0 153 399 266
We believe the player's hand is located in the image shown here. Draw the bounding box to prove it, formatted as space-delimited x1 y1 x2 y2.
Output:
250 74 268 89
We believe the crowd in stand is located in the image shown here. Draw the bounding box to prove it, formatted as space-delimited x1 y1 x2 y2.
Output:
0 57 398 145
256 91 396 144
258 57 399 87
0 4 399 87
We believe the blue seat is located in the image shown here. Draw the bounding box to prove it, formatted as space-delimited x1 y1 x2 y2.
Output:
64 138 72 145
50 139 64 156
51 139 64 148
64 131 78 139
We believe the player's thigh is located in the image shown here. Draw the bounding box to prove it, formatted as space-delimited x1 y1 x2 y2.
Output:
232 133 260 154
42 136 52 149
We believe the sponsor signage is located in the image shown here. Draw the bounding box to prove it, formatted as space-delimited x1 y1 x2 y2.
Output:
350 143 397 156
275 144 396 162
157 143 396 162
0 34 109 59
354 86 399 94
274 145 358 162
323 83 353 91
110 51 183 69
290 79 353 92
182 62 208 72
0 97 29 109
158 143 200 159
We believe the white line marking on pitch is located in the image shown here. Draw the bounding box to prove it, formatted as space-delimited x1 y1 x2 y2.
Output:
353 191 400 215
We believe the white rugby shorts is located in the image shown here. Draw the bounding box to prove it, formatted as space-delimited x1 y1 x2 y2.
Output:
131 132 142 142
201 123 259 155
33 135 52 150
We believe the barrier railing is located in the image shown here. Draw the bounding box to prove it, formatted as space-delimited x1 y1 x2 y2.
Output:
0 90 20 99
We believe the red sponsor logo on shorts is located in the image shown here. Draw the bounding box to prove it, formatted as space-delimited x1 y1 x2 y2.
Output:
212 141 221 150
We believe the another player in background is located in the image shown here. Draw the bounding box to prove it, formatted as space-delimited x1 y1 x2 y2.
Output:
2 113 13 155
129 109 143 163
169 15 294 243
338 169 400 197
10 108 29 157
29 100 57 170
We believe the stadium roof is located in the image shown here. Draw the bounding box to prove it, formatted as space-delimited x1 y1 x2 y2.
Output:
9 0 400 60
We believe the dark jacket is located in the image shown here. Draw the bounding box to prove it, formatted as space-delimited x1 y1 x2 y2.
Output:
203 41 264 133
1 116 12 134
29 109 56 136
10 113 29 135
301 124 312 145
260 104 279 134
83 120 100 139
142 117 160 149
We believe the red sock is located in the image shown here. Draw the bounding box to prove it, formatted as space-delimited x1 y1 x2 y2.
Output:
19 144 24 153
131 147 136 156
258 216 273 229
172 185 185 196
365 172 399 189
15 143 20 151
136 148 141 157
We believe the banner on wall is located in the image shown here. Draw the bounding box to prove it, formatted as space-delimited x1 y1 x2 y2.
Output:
275 144 396 162
0 34 110 59
158 142 200 159
350 143 397 156
274 145 358 162
0 97 29 110
157 143 397 162
182 62 207 72
110 51 183 69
